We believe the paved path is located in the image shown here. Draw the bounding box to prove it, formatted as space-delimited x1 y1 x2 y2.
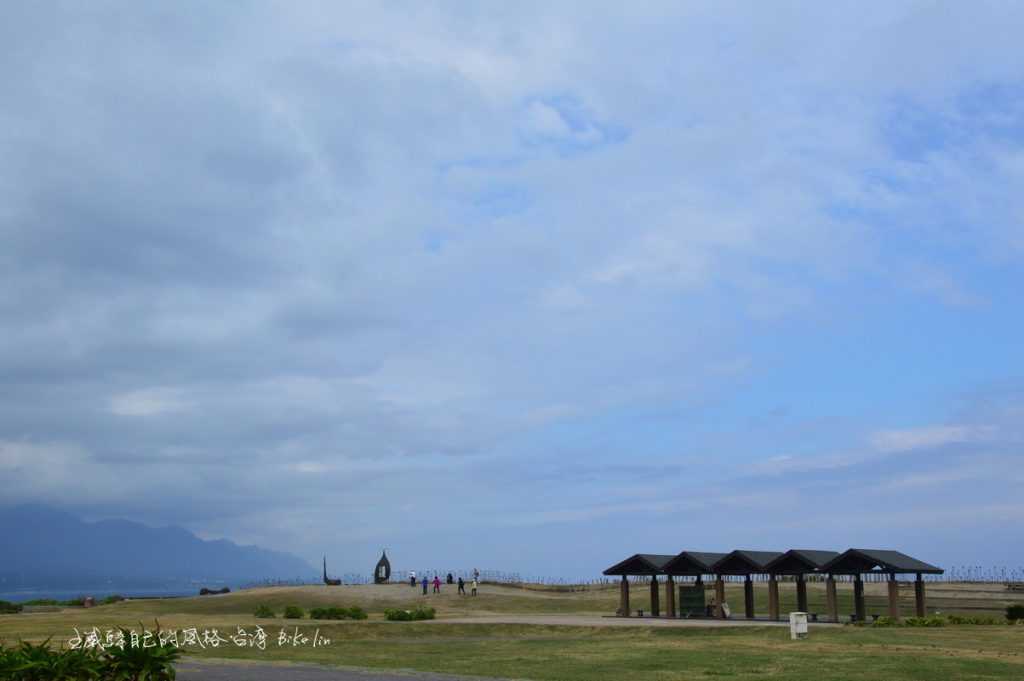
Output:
178 660 499 681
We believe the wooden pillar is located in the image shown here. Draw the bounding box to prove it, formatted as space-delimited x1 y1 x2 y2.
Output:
825 574 838 623
649 575 660 617
619 575 630 617
887 573 900 619
854 574 865 622
914 573 926 617
665 575 676 618
768 574 780 620
743 575 754 619
715 575 726 619
796 573 808 612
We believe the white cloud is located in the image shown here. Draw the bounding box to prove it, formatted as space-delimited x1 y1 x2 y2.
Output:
869 425 996 453
524 101 571 137
109 388 191 417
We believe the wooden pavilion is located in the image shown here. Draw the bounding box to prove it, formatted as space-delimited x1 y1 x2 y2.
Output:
710 550 783 619
602 554 676 617
603 547 943 622
820 548 943 621
763 549 840 621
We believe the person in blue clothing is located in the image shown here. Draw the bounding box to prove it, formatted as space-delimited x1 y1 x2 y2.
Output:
421 575 428 595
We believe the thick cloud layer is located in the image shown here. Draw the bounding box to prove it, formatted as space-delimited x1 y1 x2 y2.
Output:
2 1 1023 576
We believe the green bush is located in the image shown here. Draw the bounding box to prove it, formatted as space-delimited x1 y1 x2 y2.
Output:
17 597 93 608
947 614 1001 625
101 629 181 681
385 606 435 621
283 605 305 619
1007 605 1024 621
254 604 276 618
904 615 946 627
0 633 180 681
1 640 103 681
309 606 369 620
869 614 1014 628
100 594 125 605
0 646 14 678
0 600 23 614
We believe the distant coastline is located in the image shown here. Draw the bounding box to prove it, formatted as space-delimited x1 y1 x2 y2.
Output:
0 587 199 603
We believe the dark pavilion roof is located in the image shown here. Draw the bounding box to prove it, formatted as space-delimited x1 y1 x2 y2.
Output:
712 550 785 574
602 553 676 576
821 549 943 575
663 551 729 575
764 549 840 575
604 548 944 577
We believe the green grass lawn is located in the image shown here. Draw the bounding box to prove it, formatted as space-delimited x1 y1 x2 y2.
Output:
2 583 1022 680
176 622 1024 681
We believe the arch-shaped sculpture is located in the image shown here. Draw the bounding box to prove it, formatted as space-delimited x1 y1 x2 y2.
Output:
323 555 341 586
374 549 391 584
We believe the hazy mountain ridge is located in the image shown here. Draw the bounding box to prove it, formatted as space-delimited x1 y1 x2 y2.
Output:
1 505 314 585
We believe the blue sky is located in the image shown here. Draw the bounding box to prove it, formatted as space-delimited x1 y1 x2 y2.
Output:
1 1 1022 578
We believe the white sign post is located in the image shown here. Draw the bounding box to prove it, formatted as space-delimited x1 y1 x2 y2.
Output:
789 612 808 640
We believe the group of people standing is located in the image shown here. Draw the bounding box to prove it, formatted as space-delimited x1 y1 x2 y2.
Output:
409 569 478 596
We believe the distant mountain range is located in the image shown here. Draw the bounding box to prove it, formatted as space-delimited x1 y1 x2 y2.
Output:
0 504 314 587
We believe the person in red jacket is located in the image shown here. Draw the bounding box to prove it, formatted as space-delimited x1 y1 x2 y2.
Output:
432 575 442 593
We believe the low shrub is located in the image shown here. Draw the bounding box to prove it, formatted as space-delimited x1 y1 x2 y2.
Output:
0 600 23 614
867 614 1015 628
14 597 92 608
102 628 181 681
0 632 180 681
904 616 946 627
254 604 275 618
0 646 14 677
309 606 368 620
385 606 435 621
1 640 103 680
100 594 125 605
283 605 305 619
947 614 1001 625
384 608 412 621
1007 605 1024 622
